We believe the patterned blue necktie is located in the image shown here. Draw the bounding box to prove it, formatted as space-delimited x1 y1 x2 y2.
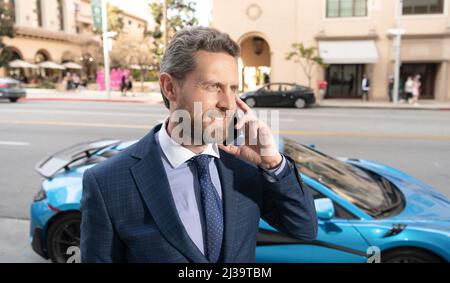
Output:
190 154 223 263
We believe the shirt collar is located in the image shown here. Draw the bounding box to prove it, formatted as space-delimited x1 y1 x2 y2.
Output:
157 118 220 169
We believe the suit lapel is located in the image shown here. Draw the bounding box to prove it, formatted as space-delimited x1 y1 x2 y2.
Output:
130 126 208 263
215 155 239 263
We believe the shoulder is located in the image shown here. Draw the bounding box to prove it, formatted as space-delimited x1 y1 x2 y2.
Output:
84 141 141 189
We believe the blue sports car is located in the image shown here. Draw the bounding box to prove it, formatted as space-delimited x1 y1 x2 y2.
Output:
30 138 450 263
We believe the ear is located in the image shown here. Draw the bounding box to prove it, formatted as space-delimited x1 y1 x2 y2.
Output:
160 73 178 105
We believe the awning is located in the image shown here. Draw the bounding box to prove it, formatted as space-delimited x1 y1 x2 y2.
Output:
8 59 38 69
38 61 65 70
319 40 379 64
63 62 82 70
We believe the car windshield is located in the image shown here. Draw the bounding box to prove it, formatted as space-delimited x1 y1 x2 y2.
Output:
283 138 396 216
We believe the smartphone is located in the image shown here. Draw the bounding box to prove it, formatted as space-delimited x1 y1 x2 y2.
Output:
224 112 244 146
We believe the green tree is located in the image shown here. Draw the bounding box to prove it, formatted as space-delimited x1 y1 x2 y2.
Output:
0 1 16 68
146 0 198 72
285 43 327 88
93 4 124 35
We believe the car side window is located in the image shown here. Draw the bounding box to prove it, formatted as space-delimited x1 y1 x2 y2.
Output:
261 85 272 92
304 183 358 220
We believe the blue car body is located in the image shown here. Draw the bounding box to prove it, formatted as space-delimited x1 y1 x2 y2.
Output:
30 139 450 263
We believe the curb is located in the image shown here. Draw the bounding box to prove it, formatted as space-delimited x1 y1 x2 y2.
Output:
20 97 163 104
316 104 450 111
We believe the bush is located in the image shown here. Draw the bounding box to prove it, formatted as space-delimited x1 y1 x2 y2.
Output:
36 81 56 89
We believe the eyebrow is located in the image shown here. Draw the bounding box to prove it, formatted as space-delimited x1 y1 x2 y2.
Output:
199 80 239 89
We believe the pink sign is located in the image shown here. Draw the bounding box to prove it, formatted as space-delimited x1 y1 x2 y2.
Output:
97 68 131 91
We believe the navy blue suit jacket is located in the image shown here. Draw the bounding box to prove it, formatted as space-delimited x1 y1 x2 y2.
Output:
80 124 317 263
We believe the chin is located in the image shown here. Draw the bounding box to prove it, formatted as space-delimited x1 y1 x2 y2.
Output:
201 120 229 144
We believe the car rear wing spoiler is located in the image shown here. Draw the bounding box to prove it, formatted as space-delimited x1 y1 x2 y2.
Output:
35 139 121 179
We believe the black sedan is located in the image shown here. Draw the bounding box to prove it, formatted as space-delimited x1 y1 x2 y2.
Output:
0 77 26 103
241 83 315 109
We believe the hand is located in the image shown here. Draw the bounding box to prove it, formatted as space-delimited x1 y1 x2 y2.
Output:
218 95 282 169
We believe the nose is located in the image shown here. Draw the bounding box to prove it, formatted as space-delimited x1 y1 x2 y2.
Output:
217 87 236 112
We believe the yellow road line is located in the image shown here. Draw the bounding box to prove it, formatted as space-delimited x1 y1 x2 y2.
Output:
277 130 450 141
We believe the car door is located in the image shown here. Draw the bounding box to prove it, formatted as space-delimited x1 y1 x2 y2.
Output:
256 185 370 263
276 84 294 106
257 84 281 107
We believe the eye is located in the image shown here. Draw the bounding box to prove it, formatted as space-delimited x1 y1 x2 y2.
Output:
205 83 221 92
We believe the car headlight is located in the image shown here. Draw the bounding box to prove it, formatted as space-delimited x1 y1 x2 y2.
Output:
33 188 47 202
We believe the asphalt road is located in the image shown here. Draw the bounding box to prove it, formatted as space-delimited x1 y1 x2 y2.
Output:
1 100 449 219
0 99 449 262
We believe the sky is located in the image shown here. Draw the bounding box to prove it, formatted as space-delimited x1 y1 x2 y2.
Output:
108 0 212 26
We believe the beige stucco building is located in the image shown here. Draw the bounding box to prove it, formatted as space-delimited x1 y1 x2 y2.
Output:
0 0 149 81
212 0 450 101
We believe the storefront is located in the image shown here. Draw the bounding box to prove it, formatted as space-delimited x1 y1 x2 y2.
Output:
325 64 365 98
319 40 378 99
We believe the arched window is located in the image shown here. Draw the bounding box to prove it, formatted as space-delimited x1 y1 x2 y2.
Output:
57 0 65 31
35 0 43 27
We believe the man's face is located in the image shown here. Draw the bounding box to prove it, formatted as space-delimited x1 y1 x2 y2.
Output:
170 50 239 144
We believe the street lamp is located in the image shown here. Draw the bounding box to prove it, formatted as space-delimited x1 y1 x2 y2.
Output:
389 0 405 104
101 0 111 99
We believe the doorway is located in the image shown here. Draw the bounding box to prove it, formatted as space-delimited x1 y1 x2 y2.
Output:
400 63 437 100
325 64 364 98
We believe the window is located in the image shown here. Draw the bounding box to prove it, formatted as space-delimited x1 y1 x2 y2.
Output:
326 0 368 18
35 0 43 27
57 0 65 31
403 0 444 15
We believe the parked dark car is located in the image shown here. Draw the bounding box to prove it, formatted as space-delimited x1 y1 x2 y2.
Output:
0 77 26 103
241 83 315 109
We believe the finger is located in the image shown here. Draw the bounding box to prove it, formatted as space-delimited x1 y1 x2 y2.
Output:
235 94 251 113
249 120 259 145
235 113 249 130
218 144 240 156
235 110 258 130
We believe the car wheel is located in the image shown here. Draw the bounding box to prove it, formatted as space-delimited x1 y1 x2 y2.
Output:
294 98 306 109
382 248 444 263
245 98 256 108
9 98 18 103
47 212 81 263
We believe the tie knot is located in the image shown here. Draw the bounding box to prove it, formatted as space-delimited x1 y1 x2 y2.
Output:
190 154 211 171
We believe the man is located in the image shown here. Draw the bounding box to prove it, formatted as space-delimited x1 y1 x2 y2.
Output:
361 74 370 101
81 27 317 263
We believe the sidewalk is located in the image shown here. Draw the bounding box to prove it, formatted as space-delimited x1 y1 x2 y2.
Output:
21 89 450 110
23 88 164 104
319 99 450 111
0 217 48 263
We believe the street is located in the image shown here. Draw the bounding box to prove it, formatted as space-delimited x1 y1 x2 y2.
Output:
0 100 449 262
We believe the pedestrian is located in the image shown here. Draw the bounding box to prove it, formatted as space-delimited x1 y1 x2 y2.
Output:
127 77 134 97
263 72 270 84
120 74 127 96
404 76 414 103
388 75 394 102
80 75 88 90
66 72 73 91
361 74 370 101
348 74 355 95
411 74 421 106
73 73 81 90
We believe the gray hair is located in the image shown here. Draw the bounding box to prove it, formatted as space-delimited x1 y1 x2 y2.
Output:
160 27 241 109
